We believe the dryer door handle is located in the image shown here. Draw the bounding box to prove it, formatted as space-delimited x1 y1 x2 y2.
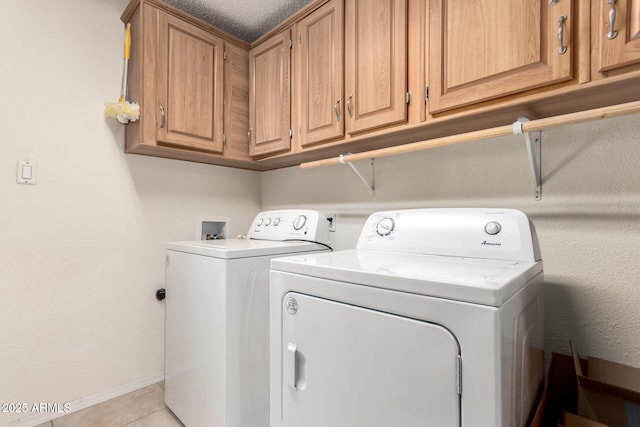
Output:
287 343 298 389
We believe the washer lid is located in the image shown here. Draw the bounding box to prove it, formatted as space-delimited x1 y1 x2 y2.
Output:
271 249 542 306
166 239 327 259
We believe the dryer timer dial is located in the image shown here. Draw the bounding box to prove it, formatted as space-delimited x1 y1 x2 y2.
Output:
375 217 395 236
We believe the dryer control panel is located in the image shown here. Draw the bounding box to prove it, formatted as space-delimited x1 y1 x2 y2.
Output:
247 210 330 243
358 208 540 262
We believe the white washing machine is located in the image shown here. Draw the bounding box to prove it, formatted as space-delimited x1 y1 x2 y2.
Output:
270 208 544 427
164 210 331 427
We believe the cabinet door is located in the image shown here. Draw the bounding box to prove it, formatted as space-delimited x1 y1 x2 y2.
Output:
280 292 460 427
345 0 408 135
249 30 291 157
594 0 640 73
297 0 344 147
223 44 251 161
429 0 573 113
157 11 224 153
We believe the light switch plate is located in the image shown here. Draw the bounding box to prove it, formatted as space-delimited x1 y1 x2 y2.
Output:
17 161 37 184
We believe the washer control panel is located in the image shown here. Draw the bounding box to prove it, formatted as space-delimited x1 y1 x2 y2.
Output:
358 208 539 262
247 209 330 243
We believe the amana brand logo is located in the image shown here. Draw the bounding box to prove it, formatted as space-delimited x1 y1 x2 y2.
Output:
481 240 502 246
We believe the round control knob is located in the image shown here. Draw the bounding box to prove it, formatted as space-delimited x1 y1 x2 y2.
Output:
256 218 264 226
293 215 307 231
273 218 281 226
484 221 502 235
265 218 272 226
376 217 395 237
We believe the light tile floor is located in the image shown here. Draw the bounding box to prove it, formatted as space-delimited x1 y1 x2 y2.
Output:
34 383 183 427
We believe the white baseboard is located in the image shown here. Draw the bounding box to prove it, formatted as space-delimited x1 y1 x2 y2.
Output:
2 372 165 427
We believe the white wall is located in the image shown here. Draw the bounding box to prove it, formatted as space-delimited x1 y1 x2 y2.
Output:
262 114 640 368
0 1 261 425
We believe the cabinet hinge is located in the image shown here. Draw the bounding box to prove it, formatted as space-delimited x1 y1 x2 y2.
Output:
457 355 462 395
406 91 412 105
289 128 293 138
289 39 293 49
425 85 429 102
223 51 227 60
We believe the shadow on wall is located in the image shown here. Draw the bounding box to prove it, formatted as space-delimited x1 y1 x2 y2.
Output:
544 277 639 364
544 280 588 359
542 119 611 184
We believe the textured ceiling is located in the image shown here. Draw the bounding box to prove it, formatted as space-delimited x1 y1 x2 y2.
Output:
164 0 313 43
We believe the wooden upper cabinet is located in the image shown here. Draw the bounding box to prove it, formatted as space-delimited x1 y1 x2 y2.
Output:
634 0 640 38
593 0 640 73
429 0 574 113
223 43 251 161
156 10 224 153
345 0 408 135
249 29 292 157
297 0 345 147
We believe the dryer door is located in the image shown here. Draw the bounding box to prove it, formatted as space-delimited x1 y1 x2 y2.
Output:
280 292 461 427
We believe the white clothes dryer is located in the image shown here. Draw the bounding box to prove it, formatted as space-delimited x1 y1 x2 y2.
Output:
270 208 544 427
164 210 331 427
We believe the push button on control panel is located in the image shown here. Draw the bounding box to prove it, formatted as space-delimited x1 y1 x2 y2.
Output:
484 221 502 235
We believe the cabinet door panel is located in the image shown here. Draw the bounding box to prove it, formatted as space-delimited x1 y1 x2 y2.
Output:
224 44 251 161
345 0 407 134
298 0 344 147
596 0 640 72
633 0 640 38
429 0 573 113
250 30 291 156
157 11 224 153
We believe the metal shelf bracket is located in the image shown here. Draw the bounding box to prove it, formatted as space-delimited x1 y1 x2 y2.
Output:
339 154 375 196
513 117 542 200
